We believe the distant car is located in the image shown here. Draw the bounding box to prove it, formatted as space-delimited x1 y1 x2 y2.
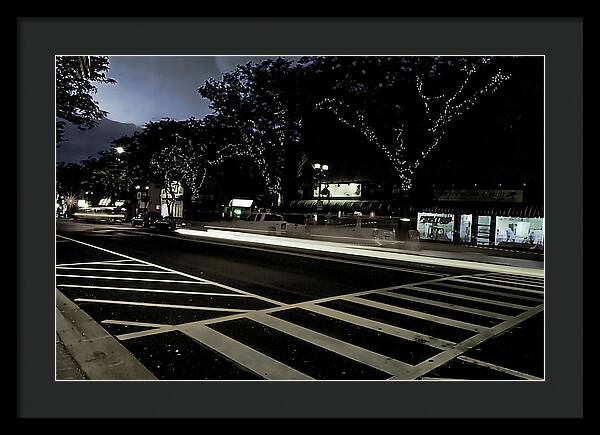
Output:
131 211 162 228
154 216 177 231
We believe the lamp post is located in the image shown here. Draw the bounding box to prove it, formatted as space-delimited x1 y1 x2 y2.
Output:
313 163 329 213
113 145 135 219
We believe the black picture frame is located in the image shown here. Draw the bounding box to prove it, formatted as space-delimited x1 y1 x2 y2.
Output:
17 17 583 418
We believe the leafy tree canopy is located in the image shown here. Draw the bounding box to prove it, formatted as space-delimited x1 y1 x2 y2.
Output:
56 56 116 143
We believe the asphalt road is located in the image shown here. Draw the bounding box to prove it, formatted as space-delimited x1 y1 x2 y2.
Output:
56 220 544 380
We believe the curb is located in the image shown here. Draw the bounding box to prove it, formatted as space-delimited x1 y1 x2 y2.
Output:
56 289 157 380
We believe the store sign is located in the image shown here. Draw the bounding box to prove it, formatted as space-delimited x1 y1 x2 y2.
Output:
314 183 361 198
419 215 453 224
230 199 253 208
434 189 523 203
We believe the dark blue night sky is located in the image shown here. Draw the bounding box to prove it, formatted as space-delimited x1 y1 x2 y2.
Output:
95 56 291 126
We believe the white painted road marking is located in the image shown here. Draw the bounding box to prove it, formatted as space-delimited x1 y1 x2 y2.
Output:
246 311 415 378
403 285 534 310
58 284 250 297
57 274 213 284
180 323 313 380
378 291 511 321
457 356 543 380
390 304 544 380
57 232 544 380
74 298 250 313
56 267 178 274
57 235 285 307
101 319 169 329
343 295 486 333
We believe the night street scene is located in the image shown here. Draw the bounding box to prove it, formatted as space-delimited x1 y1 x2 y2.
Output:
55 55 544 381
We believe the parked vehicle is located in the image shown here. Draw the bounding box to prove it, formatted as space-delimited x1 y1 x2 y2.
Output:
154 216 177 231
240 212 287 234
131 211 162 228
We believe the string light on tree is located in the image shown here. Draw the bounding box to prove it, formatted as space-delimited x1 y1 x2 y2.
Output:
316 57 511 192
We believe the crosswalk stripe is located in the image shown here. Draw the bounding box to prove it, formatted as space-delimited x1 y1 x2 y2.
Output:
180 323 313 380
457 356 542 380
395 304 544 380
378 291 511 321
343 295 486 333
246 311 415 378
484 273 544 284
56 234 286 308
56 261 136 267
403 285 533 311
58 284 248 297
57 275 211 284
73 298 249 312
56 267 177 274
465 275 544 288
303 304 455 350
101 319 169 328
423 282 543 303
449 277 544 295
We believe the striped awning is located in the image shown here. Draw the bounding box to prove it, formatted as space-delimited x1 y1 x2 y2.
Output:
289 200 394 213
289 200 544 218
415 204 544 218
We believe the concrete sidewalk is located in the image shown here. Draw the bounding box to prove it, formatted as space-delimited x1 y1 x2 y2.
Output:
56 289 157 380
56 333 86 380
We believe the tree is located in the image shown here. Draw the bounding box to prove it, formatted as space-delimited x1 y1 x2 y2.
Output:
141 118 245 217
198 58 302 204
56 162 86 197
309 56 511 192
56 162 87 215
56 56 116 143
85 149 133 200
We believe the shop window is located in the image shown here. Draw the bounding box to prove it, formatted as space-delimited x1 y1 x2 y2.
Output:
417 212 454 242
459 214 473 243
476 215 491 245
495 217 544 246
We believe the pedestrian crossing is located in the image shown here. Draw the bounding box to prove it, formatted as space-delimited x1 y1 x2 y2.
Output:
116 271 543 380
56 242 283 336
56 235 544 380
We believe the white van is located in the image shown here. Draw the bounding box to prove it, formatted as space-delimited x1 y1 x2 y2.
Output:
241 213 287 234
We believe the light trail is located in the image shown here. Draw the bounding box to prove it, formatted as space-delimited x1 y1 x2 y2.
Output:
175 228 544 278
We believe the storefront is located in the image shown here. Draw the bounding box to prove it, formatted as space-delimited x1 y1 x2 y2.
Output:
413 189 545 248
495 216 544 246
416 203 544 248
135 184 161 214
160 182 184 218
416 212 455 242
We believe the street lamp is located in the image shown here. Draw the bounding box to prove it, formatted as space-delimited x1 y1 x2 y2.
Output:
115 146 125 154
313 163 329 214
